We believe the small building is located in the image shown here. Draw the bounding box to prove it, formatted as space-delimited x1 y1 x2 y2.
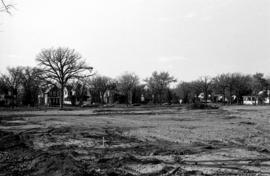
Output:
243 96 258 105
258 90 270 104
212 94 228 103
103 90 114 104
39 86 72 106
264 97 270 104
198 93 211 103
0 90 13 106
0 93 7 106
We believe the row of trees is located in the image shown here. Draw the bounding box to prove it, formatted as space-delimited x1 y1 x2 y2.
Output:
0 67 42 107
0 66 177 107
176 73 270 104
0 47 178 108
1 47 270 108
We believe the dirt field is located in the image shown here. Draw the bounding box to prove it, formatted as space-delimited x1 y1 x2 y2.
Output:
1 105 270 175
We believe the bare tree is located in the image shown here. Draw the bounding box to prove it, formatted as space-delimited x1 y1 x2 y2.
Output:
212 74 229 103
197 76 212 103
36 47 93 108
233 73 252 104
71 79 89 106
89 76 113 104
251 73 267 95
175 81 193 104
212 73 252 104
117 72 139 105
145 71 176 104
20 67 43 106
0 67 23 107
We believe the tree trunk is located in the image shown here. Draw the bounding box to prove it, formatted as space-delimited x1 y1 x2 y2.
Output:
229 88 232 104
223 89 226 104
99 92 102 104
128 90 132 105
204 91 207 104
102 94 105 104
159 92 162 105
60 84 64 109
11 88 15 109
126 92 129 106
11 94 14 109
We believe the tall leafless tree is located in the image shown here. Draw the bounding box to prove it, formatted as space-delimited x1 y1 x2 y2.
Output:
0 0 13 14
212 74 229 103
20 67 43 106
197 76 212 103
117 72 139 105
36 47 93 108
145 71 176 104
175 81 193 104
89 76 114 104
0 67 23 107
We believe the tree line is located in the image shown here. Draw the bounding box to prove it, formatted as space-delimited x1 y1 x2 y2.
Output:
176 73 270 105
0 47 269 108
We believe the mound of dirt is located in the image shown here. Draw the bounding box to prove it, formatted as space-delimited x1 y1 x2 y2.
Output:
0 126 216 176
0 130 30 151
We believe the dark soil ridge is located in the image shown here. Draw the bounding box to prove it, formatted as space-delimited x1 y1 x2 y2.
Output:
0 126 269 176
0 107 227 122
0 111 182 121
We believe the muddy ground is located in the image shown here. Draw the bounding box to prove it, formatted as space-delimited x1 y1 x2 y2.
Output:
0 105 270 175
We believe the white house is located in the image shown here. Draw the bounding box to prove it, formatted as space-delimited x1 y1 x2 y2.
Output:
243 96 258 105
243 90 270 105
39 85 72 106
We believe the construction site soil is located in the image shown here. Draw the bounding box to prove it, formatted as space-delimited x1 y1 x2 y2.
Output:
0 105 270 175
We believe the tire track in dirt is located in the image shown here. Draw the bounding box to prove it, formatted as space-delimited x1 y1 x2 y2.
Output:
1 106 270 175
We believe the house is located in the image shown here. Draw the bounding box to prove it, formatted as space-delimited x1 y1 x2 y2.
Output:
258 90 270 104
0 90 12 106
39 85 73 106
243 96 258 105
212 94 228 103
103 90 114 104
0 92 7 106
74 88 92 106
198 93 211 103
243 90 270 105
264 97 270 104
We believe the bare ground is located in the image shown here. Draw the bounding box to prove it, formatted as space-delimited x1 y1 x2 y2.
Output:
0 105 270 175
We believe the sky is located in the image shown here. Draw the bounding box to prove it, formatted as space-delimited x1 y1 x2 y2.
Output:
0 0 270 81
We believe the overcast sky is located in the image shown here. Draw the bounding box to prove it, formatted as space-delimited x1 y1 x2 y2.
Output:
0 0 269 81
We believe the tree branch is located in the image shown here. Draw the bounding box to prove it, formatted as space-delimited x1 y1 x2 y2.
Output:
0 0 13 14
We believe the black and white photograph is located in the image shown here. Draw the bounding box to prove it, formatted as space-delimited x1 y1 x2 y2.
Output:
0 0 270 175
